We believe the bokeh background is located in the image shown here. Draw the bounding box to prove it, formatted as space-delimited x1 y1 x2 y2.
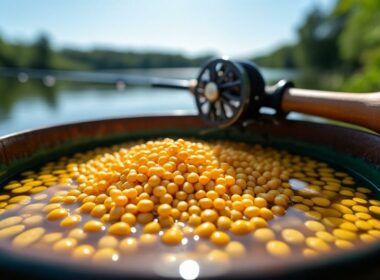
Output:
0 0 379 135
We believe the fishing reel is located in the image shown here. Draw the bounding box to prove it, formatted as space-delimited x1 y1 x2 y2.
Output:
192 58 293 128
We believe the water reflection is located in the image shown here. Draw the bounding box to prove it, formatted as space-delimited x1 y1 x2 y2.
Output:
0 77 58 119
0 76 196 136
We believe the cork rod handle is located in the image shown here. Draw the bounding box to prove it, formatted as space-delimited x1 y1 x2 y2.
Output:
282 88 380 133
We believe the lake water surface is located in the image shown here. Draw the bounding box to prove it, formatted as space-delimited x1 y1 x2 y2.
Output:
0 67 315 136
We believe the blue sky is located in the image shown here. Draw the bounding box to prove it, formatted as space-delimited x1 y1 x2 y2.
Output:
0 0 335 58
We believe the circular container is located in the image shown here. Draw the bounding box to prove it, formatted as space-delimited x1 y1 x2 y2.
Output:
0 114 380 279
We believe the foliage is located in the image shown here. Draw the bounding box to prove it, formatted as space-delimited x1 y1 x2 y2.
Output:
253 45 296 68
336 0 380 91
59 49 211 69
30 34 52 69
294 8 345 70
251 0 380 91
0 33 212 70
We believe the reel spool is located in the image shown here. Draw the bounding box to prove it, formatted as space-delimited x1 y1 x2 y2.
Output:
193 58 266 128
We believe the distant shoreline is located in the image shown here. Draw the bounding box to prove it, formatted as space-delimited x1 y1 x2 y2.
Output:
0 66 298 85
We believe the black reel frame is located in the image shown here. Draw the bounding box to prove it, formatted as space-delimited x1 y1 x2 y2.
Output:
193 57 294 128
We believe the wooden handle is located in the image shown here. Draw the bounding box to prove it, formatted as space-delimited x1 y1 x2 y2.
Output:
282 88 380 133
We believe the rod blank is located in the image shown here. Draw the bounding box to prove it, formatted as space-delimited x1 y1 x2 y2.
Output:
0 68 192 90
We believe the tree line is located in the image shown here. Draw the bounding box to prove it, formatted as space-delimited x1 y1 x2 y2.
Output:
252 0 380 91
0 34 212 70
2 0 379 92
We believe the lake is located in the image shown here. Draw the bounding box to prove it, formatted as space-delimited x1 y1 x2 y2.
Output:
0 67 316 136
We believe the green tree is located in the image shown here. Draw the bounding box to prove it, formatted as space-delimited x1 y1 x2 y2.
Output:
336 0 380 91
295 8 345 70
0 33 16 67
252 45 296 68
30 34 52 69
0 34 5 67
251 0 380 91
337 0 380 63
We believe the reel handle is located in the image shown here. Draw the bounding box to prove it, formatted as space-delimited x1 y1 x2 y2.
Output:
281 88 380 133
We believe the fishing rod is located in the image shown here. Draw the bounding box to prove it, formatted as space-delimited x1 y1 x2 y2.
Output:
1 58 379 132
0 68 194 90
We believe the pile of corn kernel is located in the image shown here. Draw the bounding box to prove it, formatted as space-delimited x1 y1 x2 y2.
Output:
72 139 291 243
0 138 380 264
